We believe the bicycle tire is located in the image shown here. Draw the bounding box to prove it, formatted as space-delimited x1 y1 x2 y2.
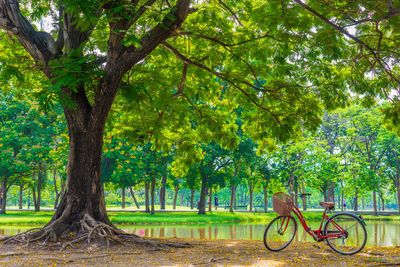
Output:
323 212 367 255
263 216 297 251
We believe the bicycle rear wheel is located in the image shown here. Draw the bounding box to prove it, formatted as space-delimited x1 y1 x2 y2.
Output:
324 213 367 255
263 216 297 251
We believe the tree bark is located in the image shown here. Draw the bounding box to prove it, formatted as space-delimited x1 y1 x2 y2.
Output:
129 187 140 209
19 184 23 210
159 173 167 210
150 177 155 215
121 187 126 209
173 184 179 210
208 187 212 212
373 190 378 216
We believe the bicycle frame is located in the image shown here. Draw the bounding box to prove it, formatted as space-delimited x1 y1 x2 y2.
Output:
279 205 346 240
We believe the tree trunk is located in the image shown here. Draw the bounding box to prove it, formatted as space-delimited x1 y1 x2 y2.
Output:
263 184 268 212
53 167 60 209
173 184 179 210
301 181 307 210
27 188 31 210
19 184 23 210
159 173 167 210
354 186 358 211
397 182 400 215
230 185 236 212
190 188 194 210
32 186 38 212
0 178 7 214
328 181 335 203
34 165 45 212
380 194 385 211
373 190 378 216
129 187 140 209
208 187 212 212
198 176 207 215
150 177 155 215
145 181 150 213
121 187 126 209
249 183 253 212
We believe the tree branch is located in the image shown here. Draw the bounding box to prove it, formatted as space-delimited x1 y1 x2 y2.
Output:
161 42 283 126
0 0 57 74
172 63 188 98
118 0 191 73
292 0 400 87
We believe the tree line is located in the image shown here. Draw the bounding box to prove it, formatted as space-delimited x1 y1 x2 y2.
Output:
1 94 399 215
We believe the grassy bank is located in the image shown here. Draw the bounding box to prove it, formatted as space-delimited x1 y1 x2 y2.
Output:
0 210 399 226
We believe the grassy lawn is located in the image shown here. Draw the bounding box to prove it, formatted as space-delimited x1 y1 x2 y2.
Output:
0 210 399 226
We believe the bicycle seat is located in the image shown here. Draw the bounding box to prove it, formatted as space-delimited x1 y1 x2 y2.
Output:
319 202 335 210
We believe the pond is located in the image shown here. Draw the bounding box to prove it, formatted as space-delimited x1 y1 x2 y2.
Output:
1 221 399 247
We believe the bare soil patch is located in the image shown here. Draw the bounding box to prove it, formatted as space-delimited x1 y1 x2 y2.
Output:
0 237 399 266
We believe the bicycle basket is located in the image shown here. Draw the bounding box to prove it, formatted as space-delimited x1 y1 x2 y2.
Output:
273 192 294 216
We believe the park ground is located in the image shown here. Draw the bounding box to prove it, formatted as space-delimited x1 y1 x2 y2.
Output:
0 238 399 266
1 211 400 266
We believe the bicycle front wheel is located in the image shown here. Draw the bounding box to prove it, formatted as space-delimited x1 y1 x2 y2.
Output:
263 216 297 251
324 213 367 255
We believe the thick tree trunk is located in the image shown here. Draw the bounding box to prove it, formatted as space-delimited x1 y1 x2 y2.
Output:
129 187 140 209
145 181 150 213
190 188 194 210
373 190 378 216
121 187 126 209
230 185 236 212
198 176 207 215
173 184 179 210
150 178 155 215
44 119 113 238
263 185 268 212
354 186 358 211
19 184 23 210
0 178 7 214
159 173 167 210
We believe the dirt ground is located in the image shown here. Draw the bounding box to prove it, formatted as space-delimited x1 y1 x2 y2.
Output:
0 237 399 266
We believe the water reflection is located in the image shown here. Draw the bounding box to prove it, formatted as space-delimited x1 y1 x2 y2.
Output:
1 221 399 247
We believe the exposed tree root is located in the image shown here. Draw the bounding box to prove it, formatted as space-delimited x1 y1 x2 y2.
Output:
0 214 192 251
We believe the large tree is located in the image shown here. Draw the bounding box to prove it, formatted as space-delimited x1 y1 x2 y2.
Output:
0 0 191 243
0 0 351 245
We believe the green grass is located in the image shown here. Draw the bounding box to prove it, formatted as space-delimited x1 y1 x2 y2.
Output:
0 210 399 226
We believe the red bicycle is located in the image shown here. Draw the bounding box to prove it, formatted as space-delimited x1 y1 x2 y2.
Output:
263 192 367 255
